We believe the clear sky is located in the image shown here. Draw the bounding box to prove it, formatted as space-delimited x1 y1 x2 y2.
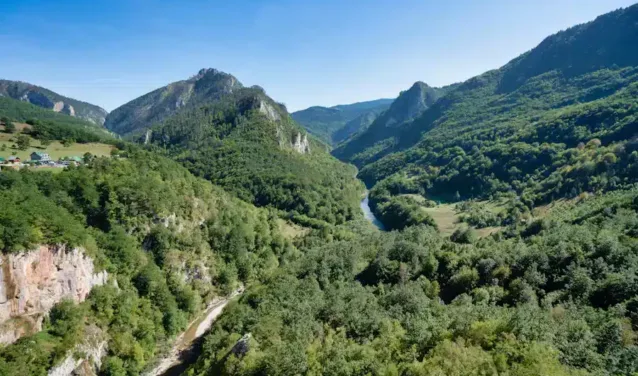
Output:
1 0 635 112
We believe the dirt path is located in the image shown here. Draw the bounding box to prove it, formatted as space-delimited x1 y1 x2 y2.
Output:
145 289 242 376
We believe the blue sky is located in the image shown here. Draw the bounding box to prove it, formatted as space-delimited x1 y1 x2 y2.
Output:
1 0 635 112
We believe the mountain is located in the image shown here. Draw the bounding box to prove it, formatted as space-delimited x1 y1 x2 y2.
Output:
291 98 393 144
125 68 363 225
331 110 381 145
105 68 243 135
3 5 638 376
332 4 638 230
332 81 453 160
0 80 108 125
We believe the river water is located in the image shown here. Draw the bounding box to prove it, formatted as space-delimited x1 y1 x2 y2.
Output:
360 192 386 230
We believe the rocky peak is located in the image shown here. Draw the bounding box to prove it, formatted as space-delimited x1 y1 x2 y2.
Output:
384 81 442 127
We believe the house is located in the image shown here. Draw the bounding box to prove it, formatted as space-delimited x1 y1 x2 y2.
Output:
30 151 51 162
0 157 4 163
7 156 20 163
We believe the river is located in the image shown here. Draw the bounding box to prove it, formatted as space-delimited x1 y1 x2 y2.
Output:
360 191 386 230
146 188 381 375
145 289 242 376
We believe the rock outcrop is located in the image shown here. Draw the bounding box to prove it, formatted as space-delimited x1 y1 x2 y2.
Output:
0 245 108 344
53 101 76 117
48 325 107 376
292 132 310 154
258 100 281 122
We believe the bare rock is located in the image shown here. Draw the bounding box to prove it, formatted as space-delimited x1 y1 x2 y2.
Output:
292 132 310 154
0 245 108 344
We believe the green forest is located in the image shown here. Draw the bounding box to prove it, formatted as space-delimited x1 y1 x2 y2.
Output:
0 3 637 376
0 149 301 375
145 87 363 226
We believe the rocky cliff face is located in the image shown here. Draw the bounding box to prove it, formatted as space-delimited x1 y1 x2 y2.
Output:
0 245 108 344
292 132 310 154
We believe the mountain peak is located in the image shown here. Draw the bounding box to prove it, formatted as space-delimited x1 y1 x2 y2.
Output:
410 81 431 90
383 81 442 127
189 68 233 82
105 68 247 135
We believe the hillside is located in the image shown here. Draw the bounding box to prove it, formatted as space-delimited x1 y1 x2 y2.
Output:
0 80 108 125
0 96 112 139
0 147 305 375
144 83 363 225
104 68 244 135
2 4 638 376
332 81 453 160
333 4 638 230
292 98 393 144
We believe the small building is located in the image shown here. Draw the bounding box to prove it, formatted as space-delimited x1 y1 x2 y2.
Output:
7 156 20 164
0 157 4 163
30 151 51 162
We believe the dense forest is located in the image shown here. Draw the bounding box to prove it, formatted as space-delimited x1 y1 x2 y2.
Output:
185 187 638 376
0 148 300 375
0 4 637 376
145 86 363 226
332 5 638 230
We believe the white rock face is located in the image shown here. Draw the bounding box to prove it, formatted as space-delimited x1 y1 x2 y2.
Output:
292 132 310 154
52 102 76 117
0 245 108 344
48 325 107 376
259 100 281 122
144 129 153 145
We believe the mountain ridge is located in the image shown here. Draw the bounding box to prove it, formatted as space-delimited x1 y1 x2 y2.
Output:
292 98 393 145
0 79 108 126
104 68 245 135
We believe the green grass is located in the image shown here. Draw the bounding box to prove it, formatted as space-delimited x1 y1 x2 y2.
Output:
422 203 460 236
422 199 505 237
0 132 113 161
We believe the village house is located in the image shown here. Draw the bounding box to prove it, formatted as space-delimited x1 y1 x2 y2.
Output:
7 156 20 164
30 151 51 162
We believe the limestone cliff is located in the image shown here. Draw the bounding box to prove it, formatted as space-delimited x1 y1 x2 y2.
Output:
0 245 108 344
292 132 310 154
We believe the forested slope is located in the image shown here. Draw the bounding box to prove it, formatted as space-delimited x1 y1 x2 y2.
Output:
143 83 363 227
185 187 638 376
0 80 108 125
0 148 299 375
332 5 638 230
292 98 393 145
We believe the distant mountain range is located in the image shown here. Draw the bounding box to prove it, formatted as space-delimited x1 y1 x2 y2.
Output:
291 98 393 145
0 80 108 125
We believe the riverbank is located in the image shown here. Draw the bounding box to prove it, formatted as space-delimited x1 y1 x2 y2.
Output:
144 289 242 376
360 191 386 231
